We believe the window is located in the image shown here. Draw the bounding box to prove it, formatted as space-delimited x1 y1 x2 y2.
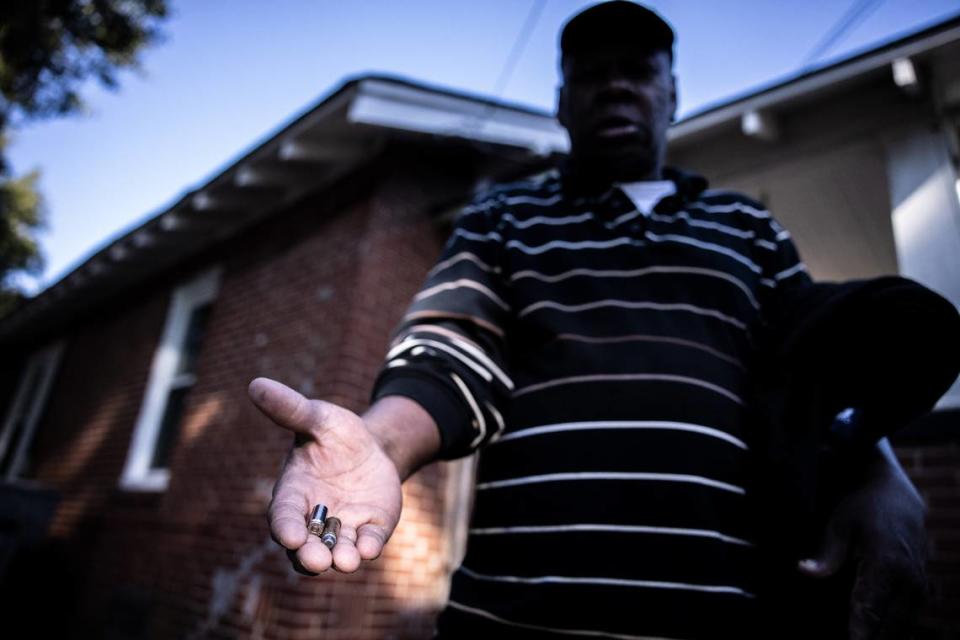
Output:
120 268 220 491
0 342 65 482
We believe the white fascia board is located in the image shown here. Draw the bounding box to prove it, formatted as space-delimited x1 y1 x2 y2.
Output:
670 24 960 143
348 78 569 156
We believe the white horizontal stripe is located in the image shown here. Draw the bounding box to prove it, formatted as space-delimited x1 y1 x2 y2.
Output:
453 228 502 243
774 262 807 280
759 278 775 288
475 471 745 495
608 205 774 248
468 523 753 547
495 420 747 450
510 265 759 309
689 202 770 219
388 338 493 383
518 299 748 330
611 208 643 226
427 251 495 278
504 192 564 207
459 565 754 596
414 278 510 310
447 600 680 640
644 232 762 274
493 172 561 192
403 310 504 337
619 209 788 259
507 236 635 255
776 230 791 241
656 210 756 238
490 213 765 275
462 183 563 215
555 333 744 369
461 199 500 215
513 373 744 405
502 211 593 228
404 325 513 389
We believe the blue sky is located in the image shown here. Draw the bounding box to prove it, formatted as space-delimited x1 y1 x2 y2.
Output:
7 0 960 294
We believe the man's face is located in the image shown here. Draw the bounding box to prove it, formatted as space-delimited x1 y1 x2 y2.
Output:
558 45 676 179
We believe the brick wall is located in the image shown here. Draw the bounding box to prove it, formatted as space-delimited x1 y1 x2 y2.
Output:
0 281 171 638
896 437 960 639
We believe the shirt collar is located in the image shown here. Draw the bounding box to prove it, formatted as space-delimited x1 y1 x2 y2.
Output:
558 157 708 206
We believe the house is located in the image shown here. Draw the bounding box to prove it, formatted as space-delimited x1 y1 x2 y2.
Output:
1 15 959 638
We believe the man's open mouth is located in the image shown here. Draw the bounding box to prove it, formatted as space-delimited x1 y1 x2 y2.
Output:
594 115 642 138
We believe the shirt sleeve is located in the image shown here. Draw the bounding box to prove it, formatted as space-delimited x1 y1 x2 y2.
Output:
369 191 514 460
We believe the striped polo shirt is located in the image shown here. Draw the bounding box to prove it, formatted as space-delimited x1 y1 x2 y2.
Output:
371 163 811 639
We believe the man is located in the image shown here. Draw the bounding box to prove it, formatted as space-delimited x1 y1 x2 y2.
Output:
249 2 930 638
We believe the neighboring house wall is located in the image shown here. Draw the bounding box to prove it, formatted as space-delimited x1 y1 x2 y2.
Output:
3 150 480 639
670 79 919 281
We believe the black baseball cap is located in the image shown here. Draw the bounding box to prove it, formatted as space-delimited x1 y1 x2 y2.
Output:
560 1 675 59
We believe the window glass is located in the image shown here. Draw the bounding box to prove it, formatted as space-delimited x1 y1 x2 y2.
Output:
176 303 213 377
150 386 190 470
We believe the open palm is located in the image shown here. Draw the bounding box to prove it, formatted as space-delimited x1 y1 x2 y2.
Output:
249 377 402 574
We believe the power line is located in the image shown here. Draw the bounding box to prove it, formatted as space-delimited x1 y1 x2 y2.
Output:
801 0 886 67
450 0 549 162
492 0 547 100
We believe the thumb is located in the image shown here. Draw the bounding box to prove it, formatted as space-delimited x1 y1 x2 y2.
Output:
248 377 322 436
798 521 851 578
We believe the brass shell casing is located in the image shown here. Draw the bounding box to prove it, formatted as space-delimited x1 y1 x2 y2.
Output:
320 517 341 549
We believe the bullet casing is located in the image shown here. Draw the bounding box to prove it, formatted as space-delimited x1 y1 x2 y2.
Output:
321 517 341 549
308 504 328 536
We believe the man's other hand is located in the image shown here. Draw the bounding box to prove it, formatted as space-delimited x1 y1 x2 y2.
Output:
797 449 928 640
248 377 403 575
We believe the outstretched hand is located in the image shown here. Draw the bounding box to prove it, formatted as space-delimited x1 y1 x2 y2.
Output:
248 377 403 574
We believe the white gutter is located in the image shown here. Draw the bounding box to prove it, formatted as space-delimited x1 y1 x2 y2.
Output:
348 78 569 156
670 23 960 142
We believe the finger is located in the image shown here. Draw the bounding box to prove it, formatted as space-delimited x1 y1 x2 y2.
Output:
248 377 320 436
286 549 319 577
332 525 362 573
267 486 310 550
798 520 851 578
297 533 333 574
356 523 389 561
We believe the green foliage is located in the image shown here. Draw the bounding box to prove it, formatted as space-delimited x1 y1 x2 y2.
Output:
0 0 168 319
0 134 44 318
0 0 169 127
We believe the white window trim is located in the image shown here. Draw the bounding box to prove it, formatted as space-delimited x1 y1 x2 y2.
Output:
120 268 221 492
0 342 65 482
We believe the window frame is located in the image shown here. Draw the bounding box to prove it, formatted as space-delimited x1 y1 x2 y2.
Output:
120 268 221 492
0 342 65 482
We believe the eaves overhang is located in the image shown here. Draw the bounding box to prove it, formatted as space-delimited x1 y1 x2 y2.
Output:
0 75 568 347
